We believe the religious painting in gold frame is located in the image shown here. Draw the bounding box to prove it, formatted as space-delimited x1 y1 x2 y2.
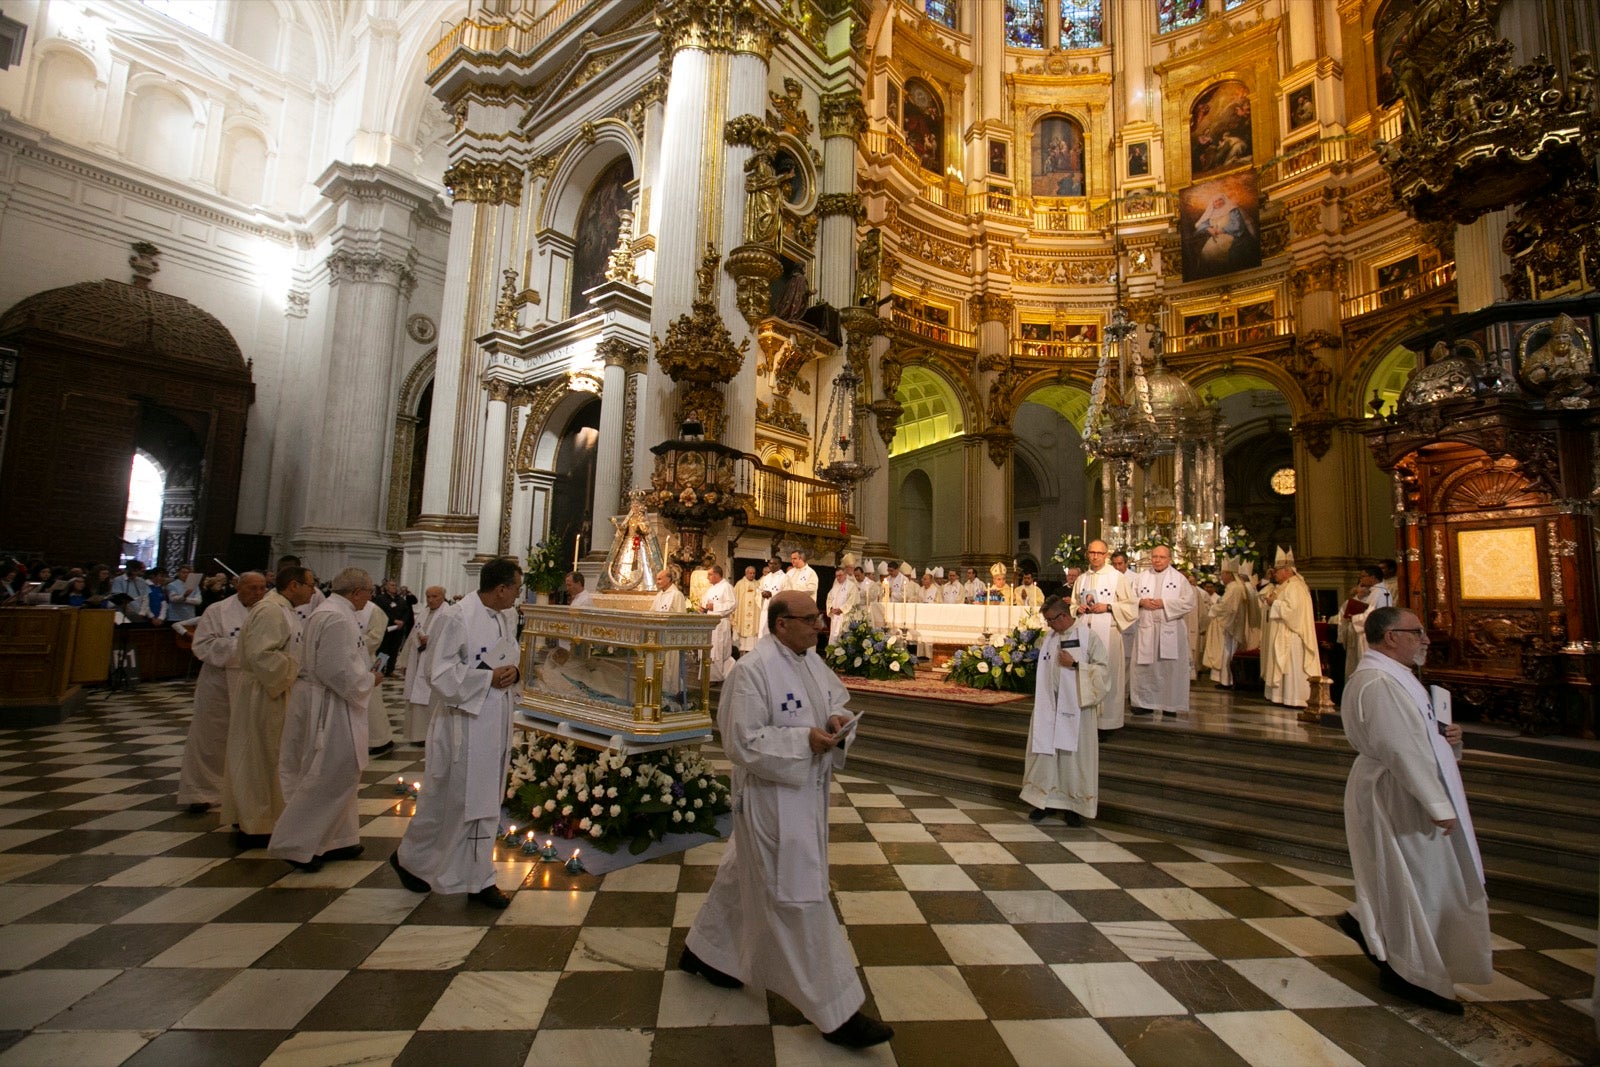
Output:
1455 526 1542 602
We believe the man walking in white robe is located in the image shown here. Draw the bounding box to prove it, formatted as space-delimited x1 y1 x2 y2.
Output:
269 568 379 871
222 565 315 847
1128 545 1196 717
756 558 786 639
392 557 523 909
178 571 266 812
701 565 737 681
1202 563 1248 688
1022 597 1109 826
401 586 447 744
357 599 396 755
1339 607 1490 1014
1071 541 1137 731
680 591 893 1049
1266 552 1320 708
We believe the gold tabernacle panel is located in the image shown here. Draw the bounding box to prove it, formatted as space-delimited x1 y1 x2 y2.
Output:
517 604 720 747
1456 526 1542 602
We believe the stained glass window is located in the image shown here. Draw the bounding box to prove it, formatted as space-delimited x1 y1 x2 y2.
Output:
1157 0 1207 34
923 0 958 29
1223 0 1250 9
1005 0 1046 49
1059 0 1103 49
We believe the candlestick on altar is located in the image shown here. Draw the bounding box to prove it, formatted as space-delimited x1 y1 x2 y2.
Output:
572 534 581 570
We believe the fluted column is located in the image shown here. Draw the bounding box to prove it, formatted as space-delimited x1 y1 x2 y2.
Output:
718 37 773 456
592 340 639 525
474 381 513 559
818 91 867 308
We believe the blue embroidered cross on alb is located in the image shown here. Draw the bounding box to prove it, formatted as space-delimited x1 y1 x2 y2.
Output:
779 692 804 714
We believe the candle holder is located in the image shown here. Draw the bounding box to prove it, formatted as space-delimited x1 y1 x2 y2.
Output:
502 824 519 845
520 831 540 854
564 849 585 874
539 839 560 862
393 776 409 796
407 781 421 799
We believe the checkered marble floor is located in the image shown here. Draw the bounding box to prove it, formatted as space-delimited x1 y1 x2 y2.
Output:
0 679 1594 1067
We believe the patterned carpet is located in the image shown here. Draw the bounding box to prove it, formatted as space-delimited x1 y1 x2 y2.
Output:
0 678 1593 1066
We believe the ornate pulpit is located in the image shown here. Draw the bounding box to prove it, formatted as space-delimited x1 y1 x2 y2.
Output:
1365 296 1600 737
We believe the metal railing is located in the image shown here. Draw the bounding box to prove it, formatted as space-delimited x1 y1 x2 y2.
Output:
1164 313 1295 354
1341 262 1456 319
890 308 974 348
1011 339 1100 361
736 458 849 533
427 0 588 72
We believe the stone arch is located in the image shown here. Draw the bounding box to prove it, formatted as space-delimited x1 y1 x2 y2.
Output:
1030 111 1088 198
0 280 253 568
388 349 436 532
123 76 204 177
897 468 934 563
516 380 606 475
889 363 968 454
1345 321 1428 416
539 120 642 235
1187 356 1311 421
224 0 284 67
218 121 273 205
27 45 101 145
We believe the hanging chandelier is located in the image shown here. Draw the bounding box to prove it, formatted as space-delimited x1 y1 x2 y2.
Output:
815 360 876 488
1082 303 1156 465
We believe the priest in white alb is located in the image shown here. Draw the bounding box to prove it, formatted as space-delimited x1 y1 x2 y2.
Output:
391 557 523 909
1339 566 1392 682
356 596 395 754
783 549 818 603
1022 596 1109 827
824 564 859 644
269 568 379 871
177 571 267 812
701 564 737 681
1339 606 1489 1014
221 565 315 847
679 591 893 1050
1071 540 1138 730
400 586 447 745
652 568 688 699
1202 561 1248 688
756 558 787 639
1265 549 1320 708
1128 545 1197 717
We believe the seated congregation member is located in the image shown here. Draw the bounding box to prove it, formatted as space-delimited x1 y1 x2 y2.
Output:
177 571 267 813
269 568 381 871
1022 596 1109 826
165 565 201 624
392 557 523 909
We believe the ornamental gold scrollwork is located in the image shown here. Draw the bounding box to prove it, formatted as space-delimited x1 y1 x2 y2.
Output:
817 193 865 222
653 244 749 441
656 0 779 59
442 159 524 206
769 79 814 141
818 89 867 140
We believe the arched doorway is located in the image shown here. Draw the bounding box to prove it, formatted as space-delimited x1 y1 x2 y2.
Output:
1208 375 1296 555
548 398 601 560
897 468 933 563
1013 383 1091 577
0 280 253 568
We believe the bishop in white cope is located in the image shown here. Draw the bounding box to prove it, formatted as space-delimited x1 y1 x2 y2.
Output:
177 572 266 811
400 586 447 744
1022 598 1109 825
680 591 893 1049
1128 546 1197 716
269 569 379 869
1340 608 1489 1013
825 570 859 644
1070 541 1138 730
1201 564 1248 687
1265 558 1320 708
392 558 524 908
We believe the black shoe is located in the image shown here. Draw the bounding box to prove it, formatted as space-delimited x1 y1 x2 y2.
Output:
1336 911 1378 966
233 830 271 850
469 885 511 909
1063 811 1083 827
1097 730 1111 744
1379 965 1464 1015
679 945 744 989
1131 707 1153 715
368 741 395 757
1162 709 1177 717
823 1011 894 1049
389 851 430 893
285 857 323 873
1027 808 1048 823
316 844 365 862
184 802 213 814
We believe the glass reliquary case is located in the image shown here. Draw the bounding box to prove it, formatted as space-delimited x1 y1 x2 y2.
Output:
517 604 720 748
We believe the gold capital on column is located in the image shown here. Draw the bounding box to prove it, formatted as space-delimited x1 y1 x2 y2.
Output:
597 338 646 370
442 159 524 206
819 89 867 139
656 0 778 59
817 193 865 222
970 292 1015 325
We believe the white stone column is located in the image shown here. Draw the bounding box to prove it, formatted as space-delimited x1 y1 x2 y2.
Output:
475 381 512 559
719 45 769 457
1455 210 1513 311
592 340 636 526
818 90 866 308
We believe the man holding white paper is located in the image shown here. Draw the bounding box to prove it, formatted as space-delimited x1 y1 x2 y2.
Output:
392 557 523 910
1339 606 1489 1015
1022 595 1109 826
